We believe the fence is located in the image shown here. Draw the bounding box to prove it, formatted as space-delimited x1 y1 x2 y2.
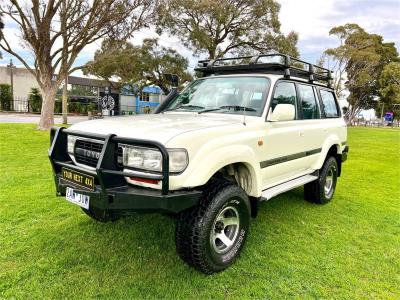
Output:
120 103 158 115
352 119 400 128
12 97 29 112
0 97 32 113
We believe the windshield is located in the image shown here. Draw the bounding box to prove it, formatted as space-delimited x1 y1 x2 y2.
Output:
165 76 270 116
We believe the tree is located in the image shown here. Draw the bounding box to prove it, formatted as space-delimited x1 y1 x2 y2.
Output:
379 62 400 104
323 24 399 124
378 62 400 120
0 0 156 129
157 0 299 59
0 14 3 58
0 84 12 111
85 38 192 94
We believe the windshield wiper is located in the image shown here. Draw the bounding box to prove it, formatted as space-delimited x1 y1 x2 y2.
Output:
198 105 256 114
179 104 205 110
163 104 205 112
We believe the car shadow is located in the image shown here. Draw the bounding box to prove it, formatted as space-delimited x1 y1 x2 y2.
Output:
50 186 310 278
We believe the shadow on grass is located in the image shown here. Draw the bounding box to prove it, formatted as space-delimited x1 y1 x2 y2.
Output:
45 187 308 277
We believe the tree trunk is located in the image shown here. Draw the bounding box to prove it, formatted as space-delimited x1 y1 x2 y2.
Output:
38 86 58 130
159 84 170 95
208 48 216 59
346 105 362 126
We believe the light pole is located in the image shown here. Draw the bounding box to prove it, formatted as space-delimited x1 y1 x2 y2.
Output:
62 76 68 124
7 59 16 106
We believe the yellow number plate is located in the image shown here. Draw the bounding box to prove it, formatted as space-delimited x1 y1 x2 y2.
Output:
61 167 95 191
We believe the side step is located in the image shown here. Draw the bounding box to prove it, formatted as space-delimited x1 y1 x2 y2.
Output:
261 174 318 201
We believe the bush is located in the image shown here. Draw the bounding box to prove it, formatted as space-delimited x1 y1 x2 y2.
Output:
54 101 62 114
87 103 97 112
67 102 97 115
0 84 12 111
68 102 78 113
28 88 42 112
79 103 87 114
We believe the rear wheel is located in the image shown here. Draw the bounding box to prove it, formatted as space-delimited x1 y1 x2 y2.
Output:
304 156 338 204
81 207 120 222
175 180 250 274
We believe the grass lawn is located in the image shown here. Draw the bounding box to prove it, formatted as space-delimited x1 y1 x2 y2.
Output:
0 124 399 299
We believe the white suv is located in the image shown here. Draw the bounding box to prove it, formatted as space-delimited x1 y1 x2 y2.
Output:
49 54 349 274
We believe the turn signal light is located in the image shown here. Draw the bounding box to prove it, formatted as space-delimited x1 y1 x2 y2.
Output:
129 177 159 185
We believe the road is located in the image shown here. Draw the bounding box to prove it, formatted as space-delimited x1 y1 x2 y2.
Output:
0 113 88 124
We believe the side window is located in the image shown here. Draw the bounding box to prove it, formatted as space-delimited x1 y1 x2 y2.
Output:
320 90 339 118
297 84 320 119
271 82 297 118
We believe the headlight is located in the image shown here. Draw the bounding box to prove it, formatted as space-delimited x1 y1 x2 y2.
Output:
122 145 188 173
67 135 77 154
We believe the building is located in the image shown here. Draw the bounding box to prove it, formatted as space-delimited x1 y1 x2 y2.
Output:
0 65 165 114
0 65 40 98
120 85 164 114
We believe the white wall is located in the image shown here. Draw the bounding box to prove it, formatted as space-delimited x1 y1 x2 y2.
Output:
120 95 136 112
0 66 40 99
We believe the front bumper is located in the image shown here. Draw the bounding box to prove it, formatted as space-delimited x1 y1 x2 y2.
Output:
49 127 201 214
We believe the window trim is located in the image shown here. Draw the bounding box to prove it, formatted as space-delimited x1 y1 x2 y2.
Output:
317 87 341 118
267 79 300 122
296 82 322 120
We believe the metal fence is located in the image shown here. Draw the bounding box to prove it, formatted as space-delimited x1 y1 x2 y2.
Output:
119 105 157 115
352 120 400 127
8 97 30 112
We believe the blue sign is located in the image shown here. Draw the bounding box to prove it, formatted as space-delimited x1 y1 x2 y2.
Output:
384 112 393 122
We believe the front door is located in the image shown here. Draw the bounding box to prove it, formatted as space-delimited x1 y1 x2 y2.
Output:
260 81 308 189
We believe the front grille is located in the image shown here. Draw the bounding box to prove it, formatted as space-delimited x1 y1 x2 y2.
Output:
74 139 103 168
117 146 123 167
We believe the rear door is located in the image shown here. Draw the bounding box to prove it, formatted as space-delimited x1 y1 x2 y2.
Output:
296 83 325 168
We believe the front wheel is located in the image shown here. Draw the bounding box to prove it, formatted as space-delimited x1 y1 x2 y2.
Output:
175 180 250 274
304 156 338 204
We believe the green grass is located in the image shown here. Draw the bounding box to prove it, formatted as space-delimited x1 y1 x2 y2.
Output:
0 124 399 299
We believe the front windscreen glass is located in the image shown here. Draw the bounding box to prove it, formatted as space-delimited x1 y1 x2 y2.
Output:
165 76 270 116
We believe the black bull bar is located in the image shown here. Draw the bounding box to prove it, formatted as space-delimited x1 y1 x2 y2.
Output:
48 127 201 214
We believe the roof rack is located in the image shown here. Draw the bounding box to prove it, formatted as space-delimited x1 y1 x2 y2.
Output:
195 53 333 87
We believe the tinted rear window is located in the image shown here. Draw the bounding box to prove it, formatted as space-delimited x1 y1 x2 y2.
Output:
320 90 339 118
298 84 320 119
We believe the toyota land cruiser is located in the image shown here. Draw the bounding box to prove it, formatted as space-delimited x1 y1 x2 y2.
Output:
49 53 349 274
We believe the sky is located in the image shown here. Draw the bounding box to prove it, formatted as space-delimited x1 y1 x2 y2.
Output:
0 0 399 75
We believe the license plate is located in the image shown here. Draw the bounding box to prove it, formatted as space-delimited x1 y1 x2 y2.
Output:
66 187 90 209
61 167 94 190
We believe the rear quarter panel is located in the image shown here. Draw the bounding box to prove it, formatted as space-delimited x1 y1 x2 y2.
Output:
312 117 347 170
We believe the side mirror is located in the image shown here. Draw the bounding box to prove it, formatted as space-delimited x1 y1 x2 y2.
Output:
164 73 179 88
269 104 295 121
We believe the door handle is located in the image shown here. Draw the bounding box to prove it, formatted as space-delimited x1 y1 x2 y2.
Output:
299 131 305 137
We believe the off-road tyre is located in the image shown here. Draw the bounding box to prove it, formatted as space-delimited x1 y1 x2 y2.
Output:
304 156 338 204
81 207 120 222
175 179 251 274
